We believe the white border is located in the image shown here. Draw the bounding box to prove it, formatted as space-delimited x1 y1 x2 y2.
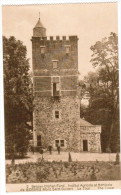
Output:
0 1 121 195
0 2 5 195
0 0 119 5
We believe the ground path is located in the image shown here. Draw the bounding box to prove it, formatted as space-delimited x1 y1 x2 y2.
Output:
6 152 118 164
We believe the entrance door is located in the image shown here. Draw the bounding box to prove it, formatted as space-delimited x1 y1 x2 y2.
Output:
83 140 88 151
37 135 41 146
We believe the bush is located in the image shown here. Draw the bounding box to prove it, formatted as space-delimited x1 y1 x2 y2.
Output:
115 153 120 165
6 161 121 183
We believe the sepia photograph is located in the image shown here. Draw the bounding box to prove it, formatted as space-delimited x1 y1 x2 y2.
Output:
2 2 120 192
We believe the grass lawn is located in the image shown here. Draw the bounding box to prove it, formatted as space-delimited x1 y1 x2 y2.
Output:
6 160 120 183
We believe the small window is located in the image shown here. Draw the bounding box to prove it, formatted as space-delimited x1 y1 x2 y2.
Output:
55 140 59 147
66 47 70 54
55 140 65 147
60 140 64 147
55 111 59 119
65 45 70 54
40 46 46 54
52 60 58 69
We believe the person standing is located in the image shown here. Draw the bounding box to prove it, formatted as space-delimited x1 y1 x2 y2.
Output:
57 143 61 154
48 145 52 154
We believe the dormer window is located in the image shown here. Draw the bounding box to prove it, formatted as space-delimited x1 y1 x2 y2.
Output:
65 45 71 55
52 60 58 69
40 46 46 54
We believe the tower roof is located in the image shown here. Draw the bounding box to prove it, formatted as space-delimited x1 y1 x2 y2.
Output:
33 16 46 37
34 17 44 28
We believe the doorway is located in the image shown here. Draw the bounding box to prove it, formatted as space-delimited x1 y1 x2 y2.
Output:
37 135 41 146
83 140 88 151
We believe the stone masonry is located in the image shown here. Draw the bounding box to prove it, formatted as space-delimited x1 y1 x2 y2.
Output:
33 95 80 152
32 17 101 152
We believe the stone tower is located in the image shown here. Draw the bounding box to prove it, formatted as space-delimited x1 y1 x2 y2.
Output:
32 17 101 153
32 17 81 151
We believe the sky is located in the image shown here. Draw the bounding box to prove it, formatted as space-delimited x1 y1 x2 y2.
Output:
2 3 118 78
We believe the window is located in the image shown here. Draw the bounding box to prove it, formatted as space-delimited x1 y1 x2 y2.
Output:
53 83 60 96
55 111 59 118
55 140 65 147
40 46 46 54
52 60 58 69
66 47 70 54
60 140 64 147
53 109 61 121
52 77 60 97
65 45 71 54
55 140 59 147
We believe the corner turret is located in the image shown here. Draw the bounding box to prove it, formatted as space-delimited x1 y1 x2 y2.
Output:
33 17 46 37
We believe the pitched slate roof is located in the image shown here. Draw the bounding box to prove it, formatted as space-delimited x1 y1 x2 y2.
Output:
80 118 93 126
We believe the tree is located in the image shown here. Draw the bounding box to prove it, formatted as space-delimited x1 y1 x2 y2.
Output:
81 33 119 152
3 36 33 158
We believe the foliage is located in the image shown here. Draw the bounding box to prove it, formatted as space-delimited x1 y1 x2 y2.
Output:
115 153 120 165
80 33 119 152
6 161 121 183
90 166 97 181
3 36 33 158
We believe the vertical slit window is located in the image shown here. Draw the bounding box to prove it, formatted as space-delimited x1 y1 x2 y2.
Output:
55 111 59 119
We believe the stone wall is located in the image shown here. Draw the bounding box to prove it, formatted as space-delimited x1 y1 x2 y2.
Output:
32 25 101 153
33 95 81 152
32 35 79 97
31 36 78 72
80 126 101 152
33 27 46 37
34 77 51 91
33 75 78 96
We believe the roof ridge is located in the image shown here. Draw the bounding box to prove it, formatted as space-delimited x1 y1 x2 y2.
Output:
80 118 93 126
